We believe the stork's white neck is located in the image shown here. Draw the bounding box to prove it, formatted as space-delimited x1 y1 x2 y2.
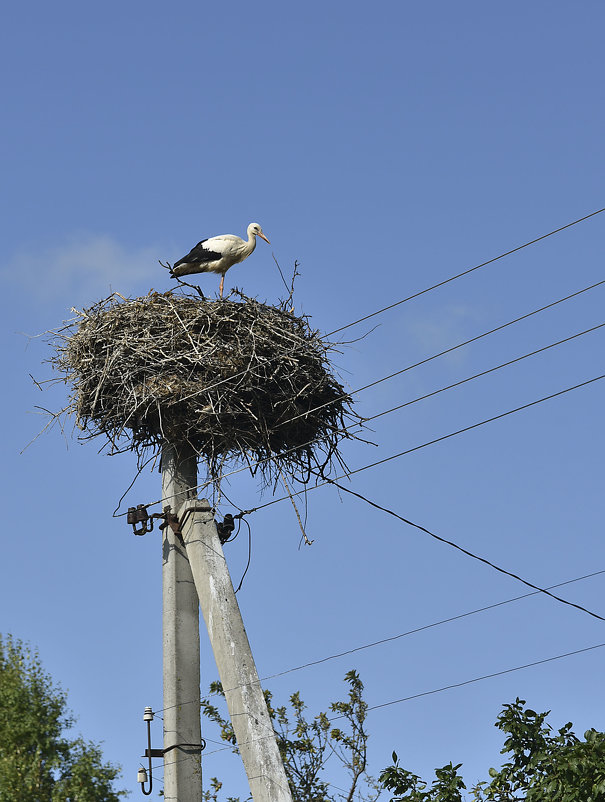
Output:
244 228 257 255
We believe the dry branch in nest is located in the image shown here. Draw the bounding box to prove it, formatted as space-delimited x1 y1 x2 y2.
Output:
45 289 359 492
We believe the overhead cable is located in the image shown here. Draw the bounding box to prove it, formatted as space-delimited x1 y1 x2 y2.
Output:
273 279 605 431
326 206 605 337
247 373 605 516
198 318 605 491
198 641 605 759
363 642 605 715
246 569 605 686
126 279 605 514
325 480 605 622
152 567 605 717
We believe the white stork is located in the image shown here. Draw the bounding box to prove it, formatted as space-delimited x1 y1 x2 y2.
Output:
171 222 270 297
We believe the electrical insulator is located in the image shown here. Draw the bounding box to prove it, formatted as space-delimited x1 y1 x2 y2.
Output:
217 513 235 543
138 706 155 794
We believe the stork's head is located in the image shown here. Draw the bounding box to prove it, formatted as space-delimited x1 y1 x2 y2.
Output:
248 222 270 244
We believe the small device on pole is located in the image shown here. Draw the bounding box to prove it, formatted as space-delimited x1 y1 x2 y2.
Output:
138 707 155 796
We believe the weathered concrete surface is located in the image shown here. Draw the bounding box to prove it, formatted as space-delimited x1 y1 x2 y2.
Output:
162 443 202 801
179 498 293 802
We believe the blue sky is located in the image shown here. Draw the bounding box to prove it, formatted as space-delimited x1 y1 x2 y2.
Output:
2 1 604 798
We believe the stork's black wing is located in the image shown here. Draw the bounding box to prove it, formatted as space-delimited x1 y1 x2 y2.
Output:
174 239 222 268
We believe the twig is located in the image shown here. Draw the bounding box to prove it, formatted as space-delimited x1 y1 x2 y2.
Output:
29 374 43 392
279 469 314 547
287 260 301 308
160 259 206 299
272 253 291 295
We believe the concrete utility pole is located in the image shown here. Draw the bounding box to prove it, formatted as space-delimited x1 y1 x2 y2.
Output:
178 497 293 802
161 442 202 802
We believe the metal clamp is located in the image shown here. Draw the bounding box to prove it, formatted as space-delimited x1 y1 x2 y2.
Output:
127 505 182 537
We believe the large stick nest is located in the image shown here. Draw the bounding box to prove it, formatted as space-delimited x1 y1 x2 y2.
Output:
47 289 358 488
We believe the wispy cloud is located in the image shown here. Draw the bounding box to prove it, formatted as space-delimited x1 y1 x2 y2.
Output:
403 305 482 367
4 233 168 306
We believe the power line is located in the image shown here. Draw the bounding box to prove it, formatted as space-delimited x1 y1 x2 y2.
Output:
239 379 605 615
341 374 605 480
248 372 605 515
325 480 605 622
198 318 605 492
124 279 605 515
272 278 605 432
363 641 605 715
198 641 605 759
362 321 605 424
133 373 605 595
152 566 605 716
247 569 605 685
178 207 605 404
139 205 605 780
326 206 605 337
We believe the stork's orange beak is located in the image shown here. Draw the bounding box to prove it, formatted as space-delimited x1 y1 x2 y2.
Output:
259 232 270 244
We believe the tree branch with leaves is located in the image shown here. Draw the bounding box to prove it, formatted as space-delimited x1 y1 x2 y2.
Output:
379 698 605 802
201 670 381 802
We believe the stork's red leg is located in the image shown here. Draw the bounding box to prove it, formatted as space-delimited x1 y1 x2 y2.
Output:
219 276 224 298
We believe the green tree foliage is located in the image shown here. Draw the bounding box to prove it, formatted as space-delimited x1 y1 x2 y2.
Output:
202 672 605 802
380 756 465 802
0 635 126 802
379 698 605 802
201 669 381 802
474 698 605 801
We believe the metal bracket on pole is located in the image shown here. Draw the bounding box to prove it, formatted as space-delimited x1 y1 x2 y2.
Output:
151 742 207 756
128 502 240 543
126 504 182 537
137 706 205 798
158 506 183 537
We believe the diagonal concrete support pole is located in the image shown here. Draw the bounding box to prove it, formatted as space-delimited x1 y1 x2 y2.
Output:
178 498 293 802
161 443 202 802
